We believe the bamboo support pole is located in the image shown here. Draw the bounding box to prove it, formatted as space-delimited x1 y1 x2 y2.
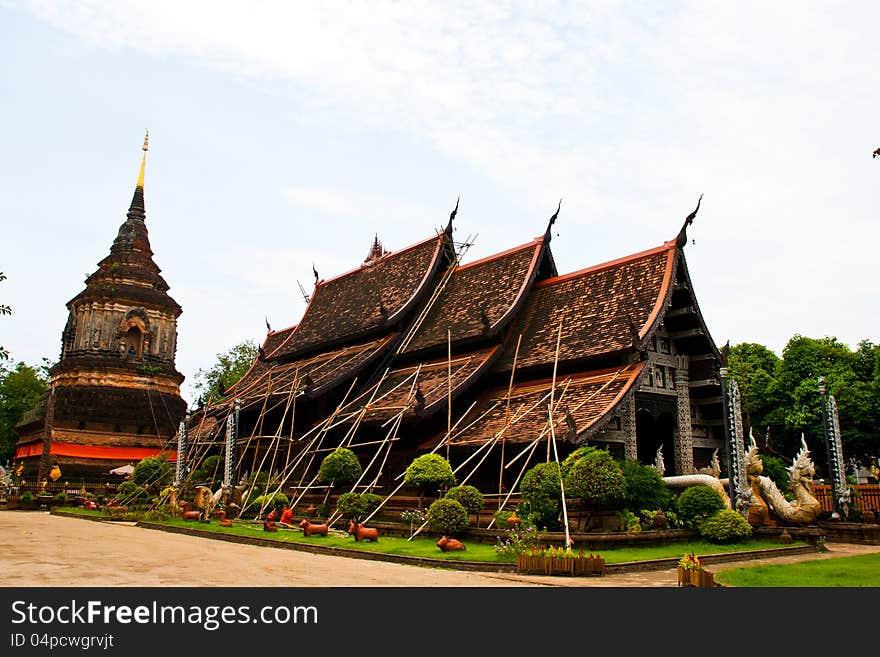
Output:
500 333 522 496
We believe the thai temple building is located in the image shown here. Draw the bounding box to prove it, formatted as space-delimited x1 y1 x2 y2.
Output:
195 196 725 494
14 134 187 481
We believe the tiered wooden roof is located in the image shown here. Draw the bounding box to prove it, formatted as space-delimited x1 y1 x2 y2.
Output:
494 241 677 373
400 238 548 355
432 362 647 447
208 206 720 458
269 233 449 359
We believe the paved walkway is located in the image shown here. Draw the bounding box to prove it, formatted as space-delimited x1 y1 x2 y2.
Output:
2 511 878 587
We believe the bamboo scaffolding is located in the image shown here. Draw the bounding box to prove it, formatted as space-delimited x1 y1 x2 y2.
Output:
500 334 522 496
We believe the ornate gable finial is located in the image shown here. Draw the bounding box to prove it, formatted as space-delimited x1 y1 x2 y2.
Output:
445 196 459 236
544 199 561 243
676 194 702 248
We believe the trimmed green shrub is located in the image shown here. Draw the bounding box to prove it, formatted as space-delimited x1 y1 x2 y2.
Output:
190 455 225 488
561 446 599 477
617 509 642 534
426 498 469 535
620 459 671 512
445 485 484 514
675 485 725 526
20 490 34 505
492 509 515 528
563 449 626 507
317 448 363 486
336 492 384 522
133 457 172 494
53 491 68 504
117 480 150 506
405 454 456 506
252 492 289 510
699 508 753 543
520 461 562 530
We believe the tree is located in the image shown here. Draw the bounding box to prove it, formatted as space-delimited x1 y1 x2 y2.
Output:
317 448 362 487
192 340 259 403
728 336 880 474
563 449 626 530
0 361 50 463
404 454 456 508
728 342 783 435
132 457 173 497
519 461 562 530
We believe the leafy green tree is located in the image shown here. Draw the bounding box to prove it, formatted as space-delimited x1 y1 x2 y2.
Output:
426 497 469 535
193 340 259 403
317 448 362 486
519 461 563 530
0 361 50 462
444 485 484 515
404 454 456 508
729 336 880 475
563 450 626 530
728 342 783 435
132 457 173 496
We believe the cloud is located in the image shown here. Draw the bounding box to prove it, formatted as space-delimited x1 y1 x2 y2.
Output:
8 0 880 362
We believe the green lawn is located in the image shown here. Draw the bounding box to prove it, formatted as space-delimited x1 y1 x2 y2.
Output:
714 553 880 587
53 507 809 565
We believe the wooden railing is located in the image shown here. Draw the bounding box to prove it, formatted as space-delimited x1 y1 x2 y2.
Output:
813 484 880 514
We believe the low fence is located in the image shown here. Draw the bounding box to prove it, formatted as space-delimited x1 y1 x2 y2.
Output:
812 484 880 514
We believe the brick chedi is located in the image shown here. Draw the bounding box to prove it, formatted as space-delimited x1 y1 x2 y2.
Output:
14 133 187 481
197 196 725 495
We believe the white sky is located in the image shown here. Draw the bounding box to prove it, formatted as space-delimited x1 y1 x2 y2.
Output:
1 1 878 407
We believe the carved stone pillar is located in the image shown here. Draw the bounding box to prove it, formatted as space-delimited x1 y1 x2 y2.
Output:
673 355 694 475
620 394 637 461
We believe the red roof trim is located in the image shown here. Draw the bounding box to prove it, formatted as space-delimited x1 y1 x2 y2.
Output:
638 247 677 340
535 242 674 290
456 237 543 273
316 231 445 287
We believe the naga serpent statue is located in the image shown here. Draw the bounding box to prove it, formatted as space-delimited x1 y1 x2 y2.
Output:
755 436 821 524
659 436 821 526
658 447 732 509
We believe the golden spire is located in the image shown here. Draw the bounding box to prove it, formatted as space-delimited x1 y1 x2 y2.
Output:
136 129 149 188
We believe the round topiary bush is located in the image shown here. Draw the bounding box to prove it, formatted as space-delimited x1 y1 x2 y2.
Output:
426 498 469 535
675 485 725 526
445 485 484 514
520 462 562 530
252 492 289 510
133 457 172 494
404 454 456 506
563 449 627 507
699 508 753 543
336 491 384 521
317 448 363 486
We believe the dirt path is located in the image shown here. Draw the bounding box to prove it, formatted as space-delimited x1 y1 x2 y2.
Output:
2 512 878 588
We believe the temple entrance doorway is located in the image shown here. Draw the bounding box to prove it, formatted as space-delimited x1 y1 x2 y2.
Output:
636 409 677 475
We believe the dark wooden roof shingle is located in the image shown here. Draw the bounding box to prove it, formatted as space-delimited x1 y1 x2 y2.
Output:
436 362 646 447
494 243 676 372
402 239 546 355
269 233 448 359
